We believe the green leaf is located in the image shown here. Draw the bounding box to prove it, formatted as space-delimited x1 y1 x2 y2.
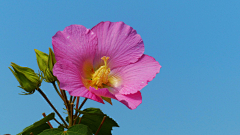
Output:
57 125 65 131
38 128 63 135
22 123 50 135
74 109 104 116
74 108 119 135
39 124 93 135
67 124 93 135
18 113 55 135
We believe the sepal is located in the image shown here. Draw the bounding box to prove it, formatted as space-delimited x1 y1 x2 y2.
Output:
9 62 41 94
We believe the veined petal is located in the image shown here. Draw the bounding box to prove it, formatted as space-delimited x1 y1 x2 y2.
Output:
52 25 97 74
53 59 84 91
53 58 105 103
115 92 142 110
89 87 116 99
109 54 161 95
69 87 104 103
91 21 144 69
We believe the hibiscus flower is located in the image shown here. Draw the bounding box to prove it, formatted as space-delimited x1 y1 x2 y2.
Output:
52 21 161 109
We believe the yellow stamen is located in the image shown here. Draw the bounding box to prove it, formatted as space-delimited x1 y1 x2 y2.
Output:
91 56 110 88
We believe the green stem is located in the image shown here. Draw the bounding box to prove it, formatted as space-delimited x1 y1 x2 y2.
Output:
37 88 68 128
57 81 69 110
52 82 64 101
60 89 72 128
69 103 74 127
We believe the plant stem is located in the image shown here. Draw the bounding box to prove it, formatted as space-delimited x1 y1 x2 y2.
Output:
76 97 80 109
73 97 80 119
53 118 65 128
74 98 88 124
37 88 68 128
63 90 70 109
70 96 73 103
78 117 83 124
75 98 88 118
95 116 106 135
42 113 53 128
72 96 76 103
57 84 71 125
69 103 74 127
58 87 71 128
52 82 64 101
73 98 79 125
60 89 69 110
57 81 69 110
78 98 88 110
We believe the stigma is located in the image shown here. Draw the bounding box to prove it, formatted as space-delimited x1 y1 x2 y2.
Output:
91 56 110 88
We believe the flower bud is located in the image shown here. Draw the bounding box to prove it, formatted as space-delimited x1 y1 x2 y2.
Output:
48 48 56 70
34 48 57 83
34 49 48 73
9 62 41 94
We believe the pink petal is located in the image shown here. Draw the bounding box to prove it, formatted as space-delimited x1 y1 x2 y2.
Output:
69 87 104 104
109 54 161 95
115 92 142 110
91 21 144 69
53 59 83 91
52 25 97 73
53 59 104 103
89 87 116 99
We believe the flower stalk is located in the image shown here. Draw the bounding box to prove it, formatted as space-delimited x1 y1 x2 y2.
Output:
95 116 107 135
69 103 74 127
78 98 88 110
73 98 88 124
42 113 53 128
52 81 64 101
37 88 68 128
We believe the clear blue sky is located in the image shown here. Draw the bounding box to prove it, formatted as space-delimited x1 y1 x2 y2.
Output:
1 1 240 135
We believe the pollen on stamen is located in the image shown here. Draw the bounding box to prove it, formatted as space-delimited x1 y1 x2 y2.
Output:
91 56 110 88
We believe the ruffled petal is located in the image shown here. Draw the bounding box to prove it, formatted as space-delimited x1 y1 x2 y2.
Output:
89 87 116 99
52 25 97 78
91 21 144 69
53 59 84 91
109 54 161 94
115 92 142 110
69 87 104 104
53 59 104 103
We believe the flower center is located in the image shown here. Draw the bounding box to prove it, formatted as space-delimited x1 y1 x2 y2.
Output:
91 56 110 88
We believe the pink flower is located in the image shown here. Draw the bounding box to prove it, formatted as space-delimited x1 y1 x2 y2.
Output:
52 21 161 109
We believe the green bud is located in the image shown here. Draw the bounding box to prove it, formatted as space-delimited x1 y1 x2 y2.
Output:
48 48 56 71
34 48 57 83
9 62 41 94
34 49 48 72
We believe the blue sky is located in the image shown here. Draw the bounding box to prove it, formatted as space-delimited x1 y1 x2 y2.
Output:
1 1 240 135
